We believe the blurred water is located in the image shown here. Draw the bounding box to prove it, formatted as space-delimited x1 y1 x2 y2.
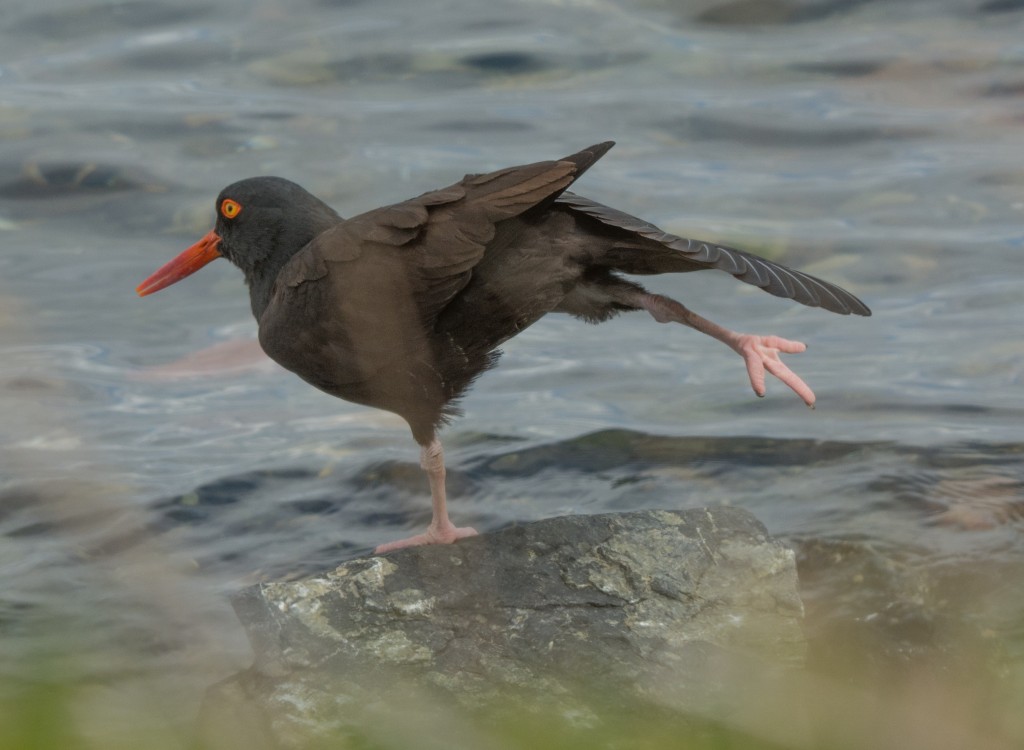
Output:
1 0 1023 742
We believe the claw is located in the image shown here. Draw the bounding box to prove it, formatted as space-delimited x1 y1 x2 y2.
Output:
732 333 815 407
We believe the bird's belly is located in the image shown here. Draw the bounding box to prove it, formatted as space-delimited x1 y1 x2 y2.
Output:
259 319 383 391
259 300 452 414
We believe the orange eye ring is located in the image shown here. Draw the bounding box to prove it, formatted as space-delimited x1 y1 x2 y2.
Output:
220 198 242 219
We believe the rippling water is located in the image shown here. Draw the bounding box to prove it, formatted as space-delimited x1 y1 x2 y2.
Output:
2 0 1023 745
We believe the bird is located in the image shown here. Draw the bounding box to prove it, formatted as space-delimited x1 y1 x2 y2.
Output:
136 141 870 553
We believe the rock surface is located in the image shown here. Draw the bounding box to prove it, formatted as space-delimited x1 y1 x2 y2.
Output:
202 508 805 748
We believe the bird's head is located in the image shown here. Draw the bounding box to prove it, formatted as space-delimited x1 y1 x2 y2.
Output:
136 176 340 298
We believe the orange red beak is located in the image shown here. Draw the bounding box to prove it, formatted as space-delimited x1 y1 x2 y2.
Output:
136 230 222 297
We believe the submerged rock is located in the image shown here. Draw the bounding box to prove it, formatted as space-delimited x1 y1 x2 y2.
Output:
202 508 805 747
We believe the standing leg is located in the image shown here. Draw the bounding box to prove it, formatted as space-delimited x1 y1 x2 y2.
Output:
374 437 479 554
635 292 817 408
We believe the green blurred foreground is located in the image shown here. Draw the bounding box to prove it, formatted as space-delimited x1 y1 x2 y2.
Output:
3 630 1022 750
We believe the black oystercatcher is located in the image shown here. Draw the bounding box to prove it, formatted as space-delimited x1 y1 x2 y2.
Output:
137 142 869 553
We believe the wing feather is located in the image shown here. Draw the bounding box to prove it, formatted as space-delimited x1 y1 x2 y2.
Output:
558 192 870 316
282 145 618 323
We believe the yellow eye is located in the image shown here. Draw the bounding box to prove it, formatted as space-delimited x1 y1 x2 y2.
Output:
220 198 242 219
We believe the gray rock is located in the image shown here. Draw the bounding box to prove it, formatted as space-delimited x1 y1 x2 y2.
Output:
202 508 805 747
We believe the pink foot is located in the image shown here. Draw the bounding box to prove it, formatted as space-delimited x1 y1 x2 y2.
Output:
633 294 818 408
374 522 478 554
730 334 816 407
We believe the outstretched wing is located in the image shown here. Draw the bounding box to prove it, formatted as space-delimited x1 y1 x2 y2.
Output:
557 191 871 317
280 142 616 324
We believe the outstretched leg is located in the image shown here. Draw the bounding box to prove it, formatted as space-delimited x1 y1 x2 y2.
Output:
635 292 816 407
374 437 478 554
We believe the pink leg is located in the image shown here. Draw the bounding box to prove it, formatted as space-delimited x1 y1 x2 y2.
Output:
636 293 816 408
374 438 478 554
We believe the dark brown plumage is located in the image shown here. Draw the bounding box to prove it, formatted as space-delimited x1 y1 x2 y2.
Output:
137 142 869 552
